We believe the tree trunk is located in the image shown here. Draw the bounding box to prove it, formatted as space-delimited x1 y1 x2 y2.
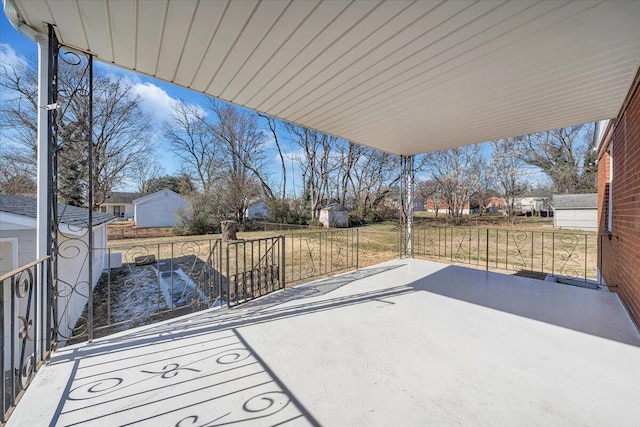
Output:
221 220 238 242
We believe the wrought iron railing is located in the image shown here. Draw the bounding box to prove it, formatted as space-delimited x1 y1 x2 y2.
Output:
412 226 599 282
65 239 224 343
283 229 361 285
226 236 285 307
1 257 52 423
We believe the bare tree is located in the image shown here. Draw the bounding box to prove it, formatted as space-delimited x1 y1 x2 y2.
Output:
130 158 165 193
350 149 401 220
210 101 274 221
258 113 286 199
518 124 597 193
492 138 529 218
1 52 154 208
423 145 481 225
163 100 223 194
286 124 337 219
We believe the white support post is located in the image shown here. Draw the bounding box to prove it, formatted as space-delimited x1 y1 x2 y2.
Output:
406 155 414 258
35 34 49 259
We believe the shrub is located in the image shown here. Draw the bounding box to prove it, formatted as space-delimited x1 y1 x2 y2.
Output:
175 192 224 235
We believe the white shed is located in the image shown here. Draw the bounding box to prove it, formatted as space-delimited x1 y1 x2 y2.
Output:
319 204 349 228
133 190 188 228
551 194 598 231
245 199 271 220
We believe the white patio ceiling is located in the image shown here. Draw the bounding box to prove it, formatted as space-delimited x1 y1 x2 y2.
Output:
8 0 640 155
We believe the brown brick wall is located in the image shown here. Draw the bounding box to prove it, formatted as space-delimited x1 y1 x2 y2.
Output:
598 78 640 329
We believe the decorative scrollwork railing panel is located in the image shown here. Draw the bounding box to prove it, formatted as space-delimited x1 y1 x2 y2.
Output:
1 257 51 423
68 239 223 343
413 226 597 282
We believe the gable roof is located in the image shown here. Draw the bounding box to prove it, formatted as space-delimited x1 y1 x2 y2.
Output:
0 194 115 227
551 194 598 210
321 203 347 212
103 191 146 204
133 189 186 204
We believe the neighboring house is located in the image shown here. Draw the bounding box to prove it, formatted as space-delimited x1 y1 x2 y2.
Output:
598 67 640 329
413 196 426 212
486 197 505 213
100 191 143 220
319 204 348 228
245 199 271 220
133 190 187 227
425 199 470 215
1 194 115 361
551 194 597 231
99 190 187 227
513 197 549 214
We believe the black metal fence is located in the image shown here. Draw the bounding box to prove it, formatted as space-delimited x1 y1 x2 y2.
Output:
1 257 51 423
66 239 225 343
412 227 599 282
226 236 285 307
283 229 360 285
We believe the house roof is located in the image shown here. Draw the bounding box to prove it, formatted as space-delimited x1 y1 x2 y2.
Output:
551 193 598 210
103 191 146 204
133 189 186 204
0 194 115 227
7 0 640 155
321 203 347 212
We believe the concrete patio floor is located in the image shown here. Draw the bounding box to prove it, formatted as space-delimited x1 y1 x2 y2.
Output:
8 259 640 426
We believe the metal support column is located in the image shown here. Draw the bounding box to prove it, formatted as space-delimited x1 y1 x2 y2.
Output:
400 155 415 258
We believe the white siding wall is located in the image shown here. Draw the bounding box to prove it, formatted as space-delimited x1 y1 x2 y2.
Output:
319 210 349 228
134 191 187 227
554 209 597 231
246 201 271 220
1 229 36 268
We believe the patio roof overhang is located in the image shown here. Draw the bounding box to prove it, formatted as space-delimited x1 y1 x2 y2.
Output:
5 0 640 155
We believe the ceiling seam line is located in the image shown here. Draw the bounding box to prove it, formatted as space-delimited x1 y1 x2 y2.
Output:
218 0 294 97
187 0 231 88
170 0 201 83
104 0 114 63
204 0 263 93
72 0 91 53
273 0 418 114
268 0 419 116
312 1 611 130
296 0 536 124
242 0 357 107
283 0 486 121
133 0 138 70
229 0 323 103
308 1 584 129
255 0 386 112
152 0 171 76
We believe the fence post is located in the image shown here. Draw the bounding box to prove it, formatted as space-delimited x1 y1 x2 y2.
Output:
485 228 489 271
280 235 286 289
226 243 230 308
356 229 359 270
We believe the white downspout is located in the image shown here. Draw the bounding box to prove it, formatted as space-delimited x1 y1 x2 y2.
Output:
3 0 49 259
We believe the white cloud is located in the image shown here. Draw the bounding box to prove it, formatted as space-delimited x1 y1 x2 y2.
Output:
130 82 179 123
0 43 28 70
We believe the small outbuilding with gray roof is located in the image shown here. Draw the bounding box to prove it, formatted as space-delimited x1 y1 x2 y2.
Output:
551 194 598 231
1 194 115 344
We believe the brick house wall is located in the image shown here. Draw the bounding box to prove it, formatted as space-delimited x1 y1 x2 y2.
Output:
598 70 640 329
